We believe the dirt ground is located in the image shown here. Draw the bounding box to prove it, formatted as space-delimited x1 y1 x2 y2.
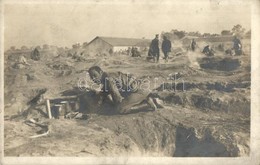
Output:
4 46 250 157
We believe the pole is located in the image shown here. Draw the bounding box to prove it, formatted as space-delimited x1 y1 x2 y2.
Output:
46 99 52 119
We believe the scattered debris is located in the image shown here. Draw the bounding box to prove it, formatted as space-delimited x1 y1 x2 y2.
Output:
25 118 50 139
29 130 50 139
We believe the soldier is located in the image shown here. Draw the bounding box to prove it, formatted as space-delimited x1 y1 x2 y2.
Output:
162 36 172 62
131 47 135 57
133 47 141 57
127 47 131 56
191 39 197 51
149 34 160 62
18 55 30 66
13 55 30 69
233 36 242 55
202 45 215 56
31 48 40 61
88 66 161 114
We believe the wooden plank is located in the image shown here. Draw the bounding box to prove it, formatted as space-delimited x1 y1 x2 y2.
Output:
46 99 52 119
48 95 77 100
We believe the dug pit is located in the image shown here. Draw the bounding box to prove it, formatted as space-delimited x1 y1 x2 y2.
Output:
199 57 241 71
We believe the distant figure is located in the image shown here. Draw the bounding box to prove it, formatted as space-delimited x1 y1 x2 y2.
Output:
18 55 30 65
88 66 161 114
191 39 197 51
202 45 214 56
109 49 113 55
135 48 141 57
31 48 40 61
131 47 141 57
146 48 154 61
127 47 131 56
131 47 135 57
162 36 172 62
233 36 242 55
149 34 160 62
13 55 31 69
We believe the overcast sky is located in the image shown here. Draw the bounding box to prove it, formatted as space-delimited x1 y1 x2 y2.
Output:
4 0 251 50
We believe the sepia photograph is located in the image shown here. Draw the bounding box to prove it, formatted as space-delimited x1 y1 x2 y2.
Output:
1 0 260 164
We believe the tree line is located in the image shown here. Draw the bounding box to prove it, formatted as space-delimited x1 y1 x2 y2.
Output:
161 24 251 41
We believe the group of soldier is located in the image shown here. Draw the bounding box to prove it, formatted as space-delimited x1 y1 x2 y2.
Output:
190 36 243 56
148 34 172 63
15 33 244 116
147 34 243 60
120 33 243 62
85 34 245 115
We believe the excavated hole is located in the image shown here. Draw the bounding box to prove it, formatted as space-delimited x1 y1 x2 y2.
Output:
173 124 233 157
199 57 241 71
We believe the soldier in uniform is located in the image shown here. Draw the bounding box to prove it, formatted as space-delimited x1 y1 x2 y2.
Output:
162 36 172 62
191 39 197 51
88 66 161 114
233 36 242 55
31 48 40 61
202 45 215 56
149 34 160 62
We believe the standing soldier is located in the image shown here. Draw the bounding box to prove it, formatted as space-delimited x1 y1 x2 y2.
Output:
131 47 136 57
149 34 160 63
31 48 40 61
233 36 242 55
191 39 197 51
162 36 172 62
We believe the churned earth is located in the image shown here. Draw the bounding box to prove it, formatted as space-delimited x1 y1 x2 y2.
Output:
4 47 250 157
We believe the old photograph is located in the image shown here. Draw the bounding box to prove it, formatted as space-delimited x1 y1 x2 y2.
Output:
1 0 260 164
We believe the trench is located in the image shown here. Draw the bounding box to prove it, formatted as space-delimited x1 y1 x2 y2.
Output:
199 57 241 71
154 80 250 116
173 125 233 157
68 85 249 156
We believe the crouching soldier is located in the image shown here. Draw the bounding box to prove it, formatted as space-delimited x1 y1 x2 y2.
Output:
202 45 215 56
88 66 161 114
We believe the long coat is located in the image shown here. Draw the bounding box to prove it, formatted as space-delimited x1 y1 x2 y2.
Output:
150 38 160 55
162 39 172 53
